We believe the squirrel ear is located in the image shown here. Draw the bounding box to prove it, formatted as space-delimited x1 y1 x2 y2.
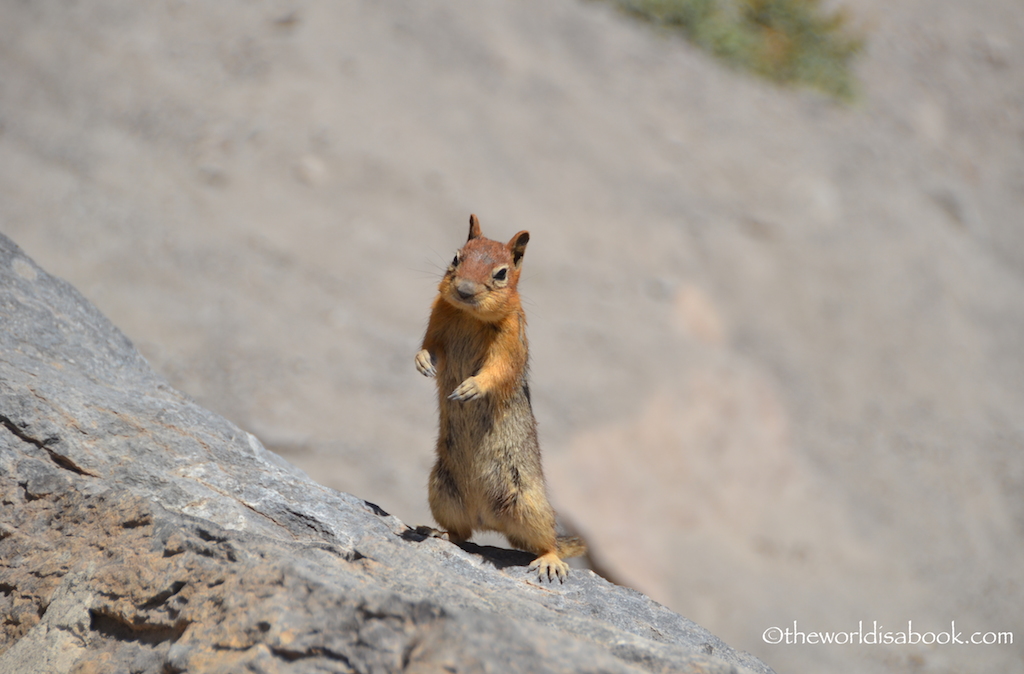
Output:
468 214 482 241
509 230 529 268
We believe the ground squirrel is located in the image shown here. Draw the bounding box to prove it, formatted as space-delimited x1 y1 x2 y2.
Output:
415 214 585 582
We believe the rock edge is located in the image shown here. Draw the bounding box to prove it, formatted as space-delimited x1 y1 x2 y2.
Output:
0 232 775 674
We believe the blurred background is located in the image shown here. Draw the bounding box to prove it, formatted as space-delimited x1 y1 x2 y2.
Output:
1 1 1022 671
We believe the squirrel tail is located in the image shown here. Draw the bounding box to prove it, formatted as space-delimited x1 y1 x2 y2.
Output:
556 535 587 559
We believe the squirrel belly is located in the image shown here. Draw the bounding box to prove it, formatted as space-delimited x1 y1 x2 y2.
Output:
417 214 585 583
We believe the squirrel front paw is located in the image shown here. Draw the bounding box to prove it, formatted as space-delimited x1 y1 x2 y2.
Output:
415 349 437 377
448 376 484 402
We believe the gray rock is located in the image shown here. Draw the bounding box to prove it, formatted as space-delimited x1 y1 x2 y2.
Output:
0 231 775 674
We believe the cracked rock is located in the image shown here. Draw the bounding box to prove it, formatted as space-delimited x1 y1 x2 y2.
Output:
0 232 775 673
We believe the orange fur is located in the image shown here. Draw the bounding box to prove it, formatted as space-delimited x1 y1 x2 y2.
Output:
416 214 584 583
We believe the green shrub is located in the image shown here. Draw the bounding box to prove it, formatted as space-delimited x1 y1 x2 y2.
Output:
613 0 864 100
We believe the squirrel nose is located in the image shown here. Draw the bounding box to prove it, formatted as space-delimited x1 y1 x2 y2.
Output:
456 280 477 300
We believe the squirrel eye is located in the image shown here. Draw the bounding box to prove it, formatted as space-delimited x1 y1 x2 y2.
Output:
493 267 508 281
451 252 460 267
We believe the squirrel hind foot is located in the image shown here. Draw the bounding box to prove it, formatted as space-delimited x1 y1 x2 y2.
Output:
413 524 449 540
413 525 470 544
529 551 569 583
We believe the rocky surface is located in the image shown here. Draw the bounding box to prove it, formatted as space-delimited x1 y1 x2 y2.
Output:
0 236 774 673
2 1 1023 672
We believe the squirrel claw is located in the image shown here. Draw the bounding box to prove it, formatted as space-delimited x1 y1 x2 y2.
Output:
448 377 484 402
415 349 437 377
529 552 569 584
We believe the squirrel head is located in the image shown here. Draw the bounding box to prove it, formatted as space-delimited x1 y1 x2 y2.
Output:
439 214 529 322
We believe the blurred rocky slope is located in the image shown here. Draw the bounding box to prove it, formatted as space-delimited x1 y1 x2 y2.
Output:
1 0 1022 672
0 235 774 674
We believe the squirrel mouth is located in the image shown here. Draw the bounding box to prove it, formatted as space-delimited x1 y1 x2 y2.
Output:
451 281 482 306
448 293 479 308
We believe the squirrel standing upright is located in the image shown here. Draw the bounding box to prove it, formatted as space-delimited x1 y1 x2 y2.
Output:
415 214 585 582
